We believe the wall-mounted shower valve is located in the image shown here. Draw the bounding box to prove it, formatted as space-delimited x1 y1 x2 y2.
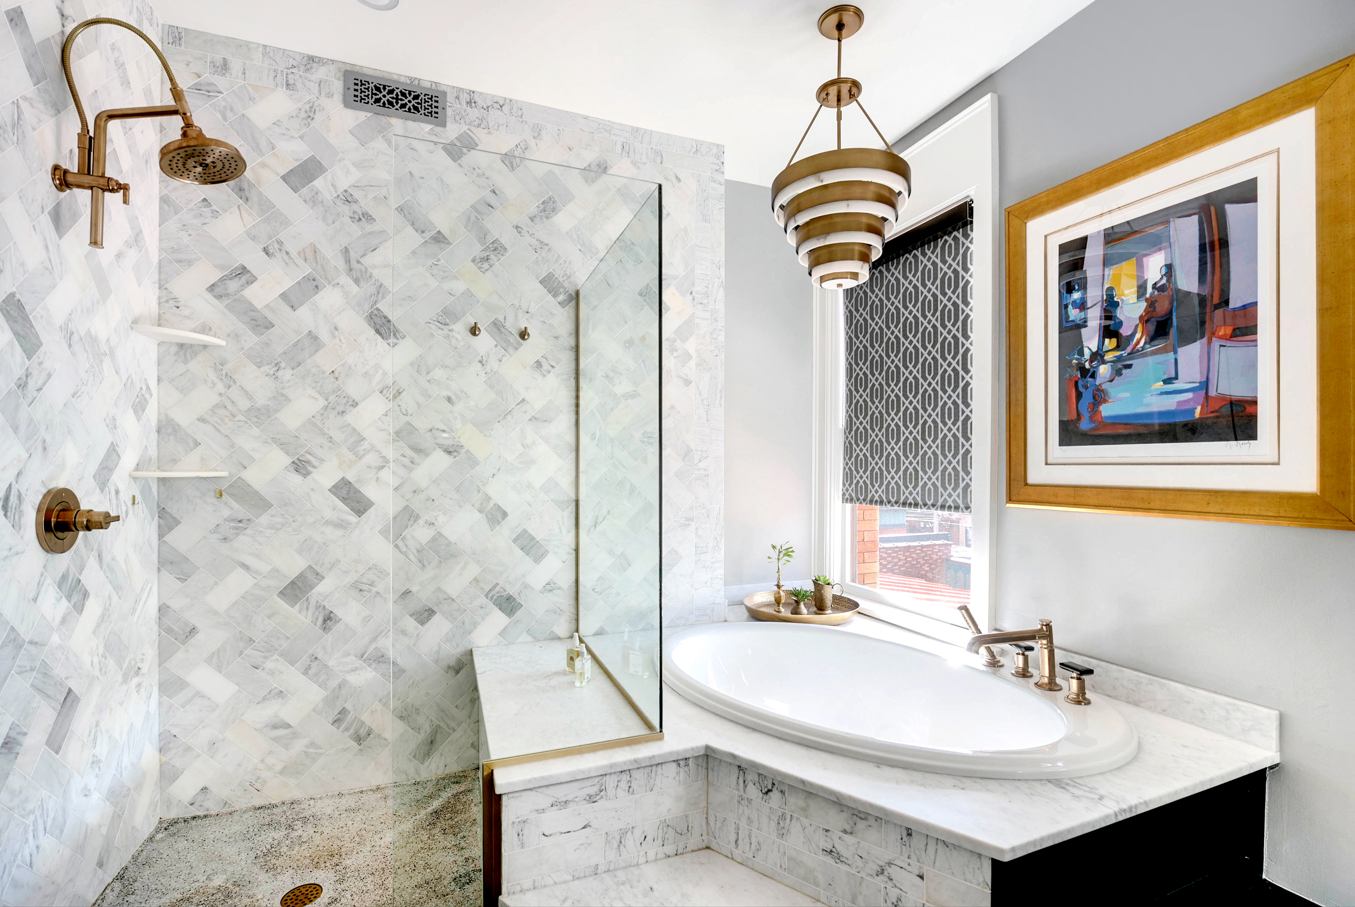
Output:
36 487 121 554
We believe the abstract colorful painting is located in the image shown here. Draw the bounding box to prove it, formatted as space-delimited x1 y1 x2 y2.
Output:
1055 177 1259 448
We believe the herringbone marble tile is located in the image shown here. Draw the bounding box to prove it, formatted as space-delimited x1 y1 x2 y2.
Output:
154 27 723 813
387 139 660 778
0 1 163 904
579 197 662 636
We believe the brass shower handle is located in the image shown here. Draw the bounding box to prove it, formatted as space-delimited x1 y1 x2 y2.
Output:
51 167 128 198
53 509 121 532
36 488 121 554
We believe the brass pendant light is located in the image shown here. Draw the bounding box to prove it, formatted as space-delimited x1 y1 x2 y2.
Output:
771 6 911 291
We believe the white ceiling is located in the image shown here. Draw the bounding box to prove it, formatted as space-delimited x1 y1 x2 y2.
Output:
153 0 1091 186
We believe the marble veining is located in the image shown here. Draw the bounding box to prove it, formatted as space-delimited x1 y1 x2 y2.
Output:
154 23 724 816
475 639 649 763
1051 651 1279 752
500 755 708 894
493 680 1278 863
0 1 163 904
498 849 824 906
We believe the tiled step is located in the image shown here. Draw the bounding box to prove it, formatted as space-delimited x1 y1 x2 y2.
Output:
499 849 824 906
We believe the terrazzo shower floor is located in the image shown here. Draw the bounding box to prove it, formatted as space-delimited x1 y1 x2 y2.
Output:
94 770 480 907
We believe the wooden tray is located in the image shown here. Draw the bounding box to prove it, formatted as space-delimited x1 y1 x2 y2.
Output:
743 590 860 625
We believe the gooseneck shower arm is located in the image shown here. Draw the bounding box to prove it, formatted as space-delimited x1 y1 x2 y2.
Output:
52 17 247 248
60 17 192 136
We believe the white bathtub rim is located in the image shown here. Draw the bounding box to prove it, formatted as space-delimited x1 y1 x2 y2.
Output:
662 623 1139 780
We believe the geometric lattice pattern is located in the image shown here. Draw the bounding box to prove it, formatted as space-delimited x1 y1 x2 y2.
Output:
154 25 724 816
0 1 164 904
387 140 657 780
842 217 973 512
346 72 445 126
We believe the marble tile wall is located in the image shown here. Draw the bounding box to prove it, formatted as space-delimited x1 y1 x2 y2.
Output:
0 0 163 903
500 754 708 896
153 26 723 815
578 191 661 637
389 141 658 778
708 756 992 907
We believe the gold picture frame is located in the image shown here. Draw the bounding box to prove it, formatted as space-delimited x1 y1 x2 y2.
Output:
1006 54 1355 530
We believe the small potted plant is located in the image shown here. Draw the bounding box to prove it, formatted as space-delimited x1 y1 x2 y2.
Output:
812 574 841 614
789 586 813 616
768 542 794 611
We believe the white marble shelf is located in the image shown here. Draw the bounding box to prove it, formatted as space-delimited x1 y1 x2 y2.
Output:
129 471 229 478
130 324 226 346
475 639 652 763
493 618 1280 863
498 849 823 906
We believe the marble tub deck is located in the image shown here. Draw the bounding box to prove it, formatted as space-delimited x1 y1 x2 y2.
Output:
476 639 653 762
492 618 1281 863
499 849 823 906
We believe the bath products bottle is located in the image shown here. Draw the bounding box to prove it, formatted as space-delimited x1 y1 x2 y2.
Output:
567 633 585 673
574 642 592 687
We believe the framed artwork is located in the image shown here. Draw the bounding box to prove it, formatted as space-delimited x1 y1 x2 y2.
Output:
1007 54 1355 529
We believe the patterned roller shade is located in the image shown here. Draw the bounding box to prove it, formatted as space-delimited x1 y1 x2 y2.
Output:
842 211 973 512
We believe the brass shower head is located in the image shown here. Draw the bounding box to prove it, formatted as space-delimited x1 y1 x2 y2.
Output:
160 126 248 185
51 17 248 247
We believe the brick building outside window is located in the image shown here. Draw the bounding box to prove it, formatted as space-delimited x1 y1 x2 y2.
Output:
854 505 972 606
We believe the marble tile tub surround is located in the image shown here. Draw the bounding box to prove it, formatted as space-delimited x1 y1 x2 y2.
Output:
152 25 723 817
500 848 824 907
0 0 164 904
708 756 990 907
493 681 1278 862
489 620 1280 905
501 754 708 895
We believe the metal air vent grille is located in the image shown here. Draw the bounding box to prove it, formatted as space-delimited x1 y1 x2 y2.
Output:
344 71 447 126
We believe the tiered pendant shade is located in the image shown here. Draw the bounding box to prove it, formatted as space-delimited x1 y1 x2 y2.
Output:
772 149 911 290
771 6 912 291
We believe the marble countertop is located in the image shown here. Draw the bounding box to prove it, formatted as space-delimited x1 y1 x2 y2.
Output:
491 618 1280 862
474 639 652 763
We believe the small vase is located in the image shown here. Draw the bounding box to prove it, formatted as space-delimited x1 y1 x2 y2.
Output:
813 581 840 614
791 598 809 616
772 584 785 612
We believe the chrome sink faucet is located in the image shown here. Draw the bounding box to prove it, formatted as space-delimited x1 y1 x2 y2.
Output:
966 619 1062 691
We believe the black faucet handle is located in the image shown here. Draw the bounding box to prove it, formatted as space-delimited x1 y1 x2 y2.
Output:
1059 661 1095 677
1011 642 1034 652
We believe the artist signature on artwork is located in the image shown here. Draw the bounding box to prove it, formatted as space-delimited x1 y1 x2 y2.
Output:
1222 440 1255 451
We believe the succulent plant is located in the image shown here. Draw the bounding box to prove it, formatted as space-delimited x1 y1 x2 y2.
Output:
789 586 812 603
813 574 832 586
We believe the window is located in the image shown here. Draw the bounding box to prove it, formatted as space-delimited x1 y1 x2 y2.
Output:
809 95 997 640
852 506 972 606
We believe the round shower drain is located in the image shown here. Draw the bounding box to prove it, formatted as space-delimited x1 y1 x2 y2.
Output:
281 883 323 907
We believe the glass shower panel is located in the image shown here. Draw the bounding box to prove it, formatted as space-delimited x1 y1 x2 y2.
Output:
577 190 662 729
386 134 661 903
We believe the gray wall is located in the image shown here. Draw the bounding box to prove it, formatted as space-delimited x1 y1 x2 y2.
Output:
0 0 164 903
724 180 814 590
893 2 1355 903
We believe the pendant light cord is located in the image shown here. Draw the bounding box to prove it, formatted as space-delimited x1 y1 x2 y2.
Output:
855 100 894 152
787 104 824 167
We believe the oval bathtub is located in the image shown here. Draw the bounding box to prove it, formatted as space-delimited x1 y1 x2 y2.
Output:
662 622 1137 779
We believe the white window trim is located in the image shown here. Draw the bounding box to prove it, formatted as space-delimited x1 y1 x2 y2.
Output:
811 93 1000 638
